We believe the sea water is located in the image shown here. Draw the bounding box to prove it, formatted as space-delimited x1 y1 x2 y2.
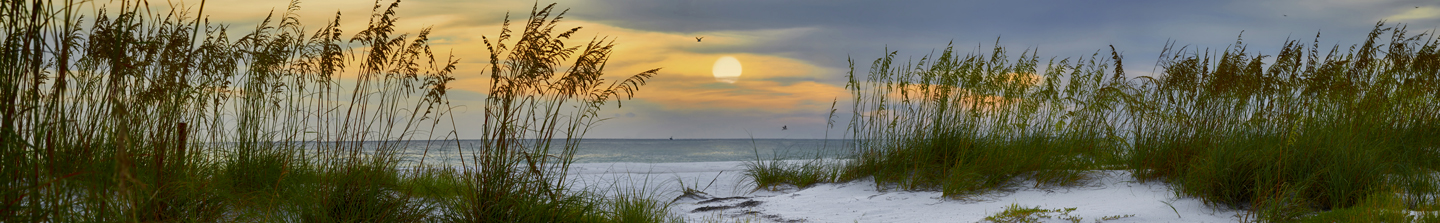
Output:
378 139 855 167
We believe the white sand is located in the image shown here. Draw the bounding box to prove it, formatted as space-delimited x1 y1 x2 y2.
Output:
566 161 1246 223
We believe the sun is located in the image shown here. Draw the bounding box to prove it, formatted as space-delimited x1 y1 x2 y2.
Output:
712 56 742 83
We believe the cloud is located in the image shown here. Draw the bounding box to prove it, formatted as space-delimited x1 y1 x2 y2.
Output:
1385 6 1440 22
639 76 847 112
147 0 1440 139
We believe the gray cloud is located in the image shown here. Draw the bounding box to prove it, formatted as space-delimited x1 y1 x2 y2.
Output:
551 0 1439 138
565 0 1437 74
212 0 1439 139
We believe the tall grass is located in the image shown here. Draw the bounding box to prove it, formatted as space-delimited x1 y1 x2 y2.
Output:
447 3 667 222
1 0 458 220
1126 23 1440 221
749 42 1130 196
0 0 675 222
751 23 1439 220
837 43 1129 197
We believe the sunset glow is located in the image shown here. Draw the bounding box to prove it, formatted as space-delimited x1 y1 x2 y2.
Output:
197 0 1439 139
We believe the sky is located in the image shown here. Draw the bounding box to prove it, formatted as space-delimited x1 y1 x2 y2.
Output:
189 0 1439 139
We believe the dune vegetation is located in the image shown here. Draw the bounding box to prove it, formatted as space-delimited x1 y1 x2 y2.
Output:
748 23 1440 221
0 0 674 222
8 0 1439 222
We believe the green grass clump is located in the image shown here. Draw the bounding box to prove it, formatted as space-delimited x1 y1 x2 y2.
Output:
981 204 1083 223
744 155 844 190
1126 23 1440 221
750 22 1439 221
821 43 1129 197
1292 191 1424 222
400 166 466 200
0 0 676 222
980 204 1139 222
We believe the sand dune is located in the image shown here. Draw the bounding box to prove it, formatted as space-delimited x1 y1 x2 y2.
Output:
567 161 1245 223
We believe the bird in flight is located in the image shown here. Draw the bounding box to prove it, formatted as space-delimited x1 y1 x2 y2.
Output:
782 125 787 131
696 37 704 42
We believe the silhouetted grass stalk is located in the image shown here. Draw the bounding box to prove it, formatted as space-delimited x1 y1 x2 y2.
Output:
0 0 674 222
449 3 668 222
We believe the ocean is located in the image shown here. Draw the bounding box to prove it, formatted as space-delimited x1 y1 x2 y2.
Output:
384 139 855 167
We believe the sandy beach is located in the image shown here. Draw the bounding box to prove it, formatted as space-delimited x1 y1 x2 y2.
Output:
567 161 1247 223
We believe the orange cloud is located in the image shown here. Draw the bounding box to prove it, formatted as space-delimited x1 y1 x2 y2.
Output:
167 0 852 131
380 17 839 113
638 75 848 112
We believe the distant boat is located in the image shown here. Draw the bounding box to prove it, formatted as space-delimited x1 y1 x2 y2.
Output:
669 137 673 140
